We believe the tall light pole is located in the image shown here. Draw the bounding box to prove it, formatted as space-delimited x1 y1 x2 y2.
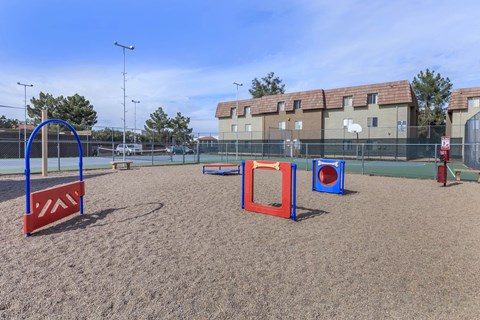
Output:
17 82 33 154
131 99 140 144
233 82 243 160
114 41 135 161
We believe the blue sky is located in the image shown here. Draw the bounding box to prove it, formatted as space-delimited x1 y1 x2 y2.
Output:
1 0 479 133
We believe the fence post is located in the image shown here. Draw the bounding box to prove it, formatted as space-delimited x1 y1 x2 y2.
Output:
305 143 309 171
111 128 115 161
86 133 89 157
151 133 155 166
196 140 200 164
434 144 437 180
18 126 21 159
182 141 185 164
362 143 365 175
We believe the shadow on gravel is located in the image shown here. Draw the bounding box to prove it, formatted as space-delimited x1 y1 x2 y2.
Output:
444 182 463 187
33 207 124 237
31 202 164 237
268 203 329 221
295 206 329 221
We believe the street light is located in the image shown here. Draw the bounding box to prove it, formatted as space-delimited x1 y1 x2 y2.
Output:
17 82 33 154
131 99 140 144
233 82 243 160
114 41 135 161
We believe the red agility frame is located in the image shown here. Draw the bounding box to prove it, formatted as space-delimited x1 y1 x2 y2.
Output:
242 160 295 220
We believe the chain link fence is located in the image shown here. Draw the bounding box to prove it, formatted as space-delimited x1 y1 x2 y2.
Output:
1 124 478 181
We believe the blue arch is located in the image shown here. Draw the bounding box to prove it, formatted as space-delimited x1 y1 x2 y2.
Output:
25 119 84 216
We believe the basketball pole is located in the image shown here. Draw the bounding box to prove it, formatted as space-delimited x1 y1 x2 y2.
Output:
41 109 48 176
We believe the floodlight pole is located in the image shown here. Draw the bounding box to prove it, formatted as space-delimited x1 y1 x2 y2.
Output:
233 82 243 160
17 82 33 154
131 100 140 144
114 41 135 161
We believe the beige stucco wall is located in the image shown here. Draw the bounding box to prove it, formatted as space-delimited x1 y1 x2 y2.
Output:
323 103 411 140
448 107 480 139
262 109 323 140
218 113 263 141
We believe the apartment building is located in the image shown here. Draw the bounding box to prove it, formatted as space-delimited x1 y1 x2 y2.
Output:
215 80 418 142
446 87 480 140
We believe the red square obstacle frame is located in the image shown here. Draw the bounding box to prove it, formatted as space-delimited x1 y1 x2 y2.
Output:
242 160 297 221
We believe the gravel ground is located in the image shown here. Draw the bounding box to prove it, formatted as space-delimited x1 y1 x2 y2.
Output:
1 164 479 319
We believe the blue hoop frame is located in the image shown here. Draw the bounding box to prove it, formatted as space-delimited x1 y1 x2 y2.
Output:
24 119 84 233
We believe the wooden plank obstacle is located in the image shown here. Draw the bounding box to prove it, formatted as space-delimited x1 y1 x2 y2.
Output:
454 169 480 182
111 160 133 170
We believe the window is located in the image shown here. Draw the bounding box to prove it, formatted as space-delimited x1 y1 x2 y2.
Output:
231 124 237 132
231 107 237 117
294 100 302 109
278 101 285 111
245 124 252 132
278 121 286 130
244 106 251 115
343 96 353 107
468 97 480 108
397 120 406 132
343 118 352 128
367 93 378 104
367 117 378 127
294 121 303 130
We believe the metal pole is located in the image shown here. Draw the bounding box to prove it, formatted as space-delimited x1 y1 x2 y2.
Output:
18 126 21 158
233 82 243 160
17 82 33 155
306 143 309 171
111 127 115 161
114 41 135 162
151 134 154 166
131 100 140 144
362 143 365 175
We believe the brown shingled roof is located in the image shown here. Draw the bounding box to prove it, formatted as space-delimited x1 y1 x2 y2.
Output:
447 87 480 111
324 80 415 109
215 80 416 118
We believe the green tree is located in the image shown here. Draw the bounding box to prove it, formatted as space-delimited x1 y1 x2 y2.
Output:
412 69 453 126
92 128 123 142
28 92 63 124
249 72 286 98
56 94 98 130
0 115 19 128
144 107 171 143
28 92 98 130
169 112 193 144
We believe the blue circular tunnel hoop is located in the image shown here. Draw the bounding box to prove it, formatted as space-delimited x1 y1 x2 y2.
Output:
24 119 84 217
